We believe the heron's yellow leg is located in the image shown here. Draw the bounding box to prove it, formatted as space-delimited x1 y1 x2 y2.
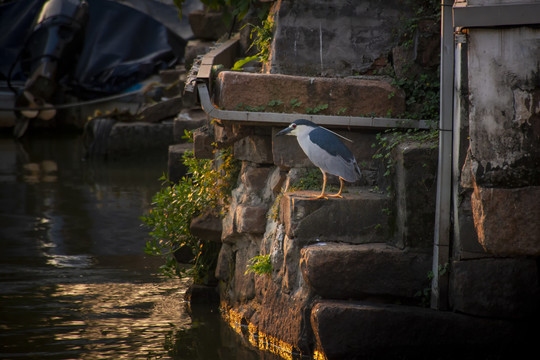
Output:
311 170 328 199
327 177 344 198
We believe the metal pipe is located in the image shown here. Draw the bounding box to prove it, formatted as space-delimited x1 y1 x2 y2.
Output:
197 83 432 130
431 0 454 311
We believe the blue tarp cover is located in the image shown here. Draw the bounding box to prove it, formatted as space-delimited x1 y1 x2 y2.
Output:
0 0 186 98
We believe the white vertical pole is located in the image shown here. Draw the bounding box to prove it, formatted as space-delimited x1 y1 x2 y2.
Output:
431 0 455 310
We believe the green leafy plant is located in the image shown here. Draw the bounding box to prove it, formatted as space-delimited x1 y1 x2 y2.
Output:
267 99 283 107
337 107 347 115
245 14 275 64
141 142 239 283
231 55 259 71
289 98 302 109
245 254 272 276
392 73 440 121
231 8 275 71
305 103 329 114
289 168 322 191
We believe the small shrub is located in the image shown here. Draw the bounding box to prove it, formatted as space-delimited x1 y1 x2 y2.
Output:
245 254 272 276
141 145 238 283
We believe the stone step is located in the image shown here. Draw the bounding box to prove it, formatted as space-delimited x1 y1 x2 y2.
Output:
216 71 405 119
138 96 183 123
159 67 186 84
107 121 174 157
173 108 208 142
311 300 533 359
300 243 432 302
279 187 393 245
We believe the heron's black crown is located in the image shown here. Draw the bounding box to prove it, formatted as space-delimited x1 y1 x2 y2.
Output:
292 119 318 127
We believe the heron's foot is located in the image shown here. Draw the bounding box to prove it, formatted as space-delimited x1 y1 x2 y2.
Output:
326 193 343 198
309 193 328 200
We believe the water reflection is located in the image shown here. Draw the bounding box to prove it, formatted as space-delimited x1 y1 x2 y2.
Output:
0 133 273 360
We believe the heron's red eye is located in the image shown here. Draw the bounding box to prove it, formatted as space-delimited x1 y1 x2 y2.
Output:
291 124 296 129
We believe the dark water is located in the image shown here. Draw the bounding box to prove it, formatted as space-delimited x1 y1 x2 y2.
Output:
0 133 268 360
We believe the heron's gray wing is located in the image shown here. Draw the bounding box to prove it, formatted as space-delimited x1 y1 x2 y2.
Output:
298 128 361 182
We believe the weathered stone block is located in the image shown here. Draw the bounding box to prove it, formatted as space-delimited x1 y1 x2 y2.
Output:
184 284 219 304
311 300 533 359
240 162 272 195
235 204 268 234
159 68 185 98
190 210 222 243
471 185 540 256
451 258 540 319
184 39 213 67
279 189 392 245
138 96 183 123
392 19 440 79
230 239 259 303
252 279 313 356
468 28 540 188
272 129 311 169
193 126 214 159
167 143 191 182
267 167 288 195
188 9 228 40
221 204 236 242
107 122 174 156
212 121 235 147
233 134 273 164
269 0 410 76
159 67 185 84
393 140 438 249
215 243 233 282
281 236 303 294
300 243 432 301
216 71 406 117
452 191 487 260
173 109 207 142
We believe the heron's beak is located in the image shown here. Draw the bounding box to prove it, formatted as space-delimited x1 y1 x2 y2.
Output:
276 127 292 136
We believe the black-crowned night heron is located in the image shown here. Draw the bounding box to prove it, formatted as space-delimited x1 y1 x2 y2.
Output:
276 119 361 199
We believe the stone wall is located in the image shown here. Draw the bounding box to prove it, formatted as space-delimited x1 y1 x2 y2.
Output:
451 24 540 320
268 0 411 76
